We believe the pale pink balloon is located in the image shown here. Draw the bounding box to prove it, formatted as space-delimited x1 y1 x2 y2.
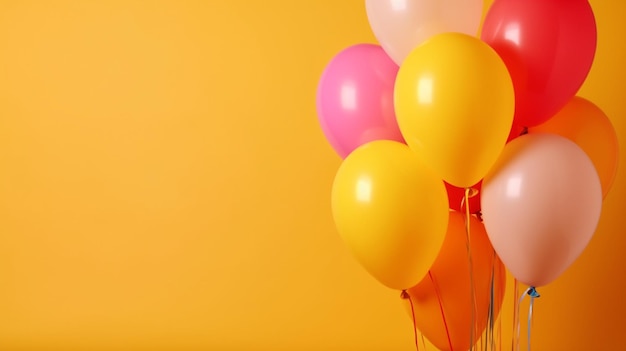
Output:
316 44 403 159
365 0 483 65
481 134 602 287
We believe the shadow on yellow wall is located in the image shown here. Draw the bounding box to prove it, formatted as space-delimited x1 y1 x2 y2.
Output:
0 1 623 350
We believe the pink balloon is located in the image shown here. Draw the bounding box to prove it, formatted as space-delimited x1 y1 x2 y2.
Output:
481 134 602 287
316 44 403 159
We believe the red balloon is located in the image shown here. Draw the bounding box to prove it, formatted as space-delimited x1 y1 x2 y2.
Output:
507 124 526 143
481 0 597 128
445 182 482 214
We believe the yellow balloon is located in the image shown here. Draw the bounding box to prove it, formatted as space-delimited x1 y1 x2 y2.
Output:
394 32 515 188
331 140 449 290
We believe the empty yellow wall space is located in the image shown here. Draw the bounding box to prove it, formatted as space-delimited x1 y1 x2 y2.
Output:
0 1 623 350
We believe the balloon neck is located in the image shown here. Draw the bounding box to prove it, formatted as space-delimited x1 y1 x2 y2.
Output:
520 126 529 136
527 286 540 298
459 187 479 212
476 211 483 222
400 290 410 299
465 187 479 198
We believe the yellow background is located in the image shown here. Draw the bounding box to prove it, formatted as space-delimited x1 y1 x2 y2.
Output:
0 0 623 350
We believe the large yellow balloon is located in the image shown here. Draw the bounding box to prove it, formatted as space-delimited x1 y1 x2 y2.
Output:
331 140 449 290
394 32 515 188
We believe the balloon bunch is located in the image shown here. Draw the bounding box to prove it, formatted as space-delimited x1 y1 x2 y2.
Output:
316 1 618 350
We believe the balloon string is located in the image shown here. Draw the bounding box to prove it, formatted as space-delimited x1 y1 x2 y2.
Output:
475 213 492 351
487 252 496 351
429 271 454 351
512 279 519 351
515 287 527 351
463 188 478 350
495 256 503 351
484 264 491 351
402 290 420 351
527 287 539 351
480 250 496 351
514 286 540 351
497 298 502 351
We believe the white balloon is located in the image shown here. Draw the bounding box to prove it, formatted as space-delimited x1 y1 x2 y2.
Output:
365 0 484 65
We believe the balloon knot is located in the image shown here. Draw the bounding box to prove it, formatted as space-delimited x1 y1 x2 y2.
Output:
520 126 529 136
476 211 483 222
527 286 540 298
401 290 410 300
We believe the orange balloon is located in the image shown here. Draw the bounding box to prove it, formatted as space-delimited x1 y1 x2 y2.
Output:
402 212 506 351
529 96 619 198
